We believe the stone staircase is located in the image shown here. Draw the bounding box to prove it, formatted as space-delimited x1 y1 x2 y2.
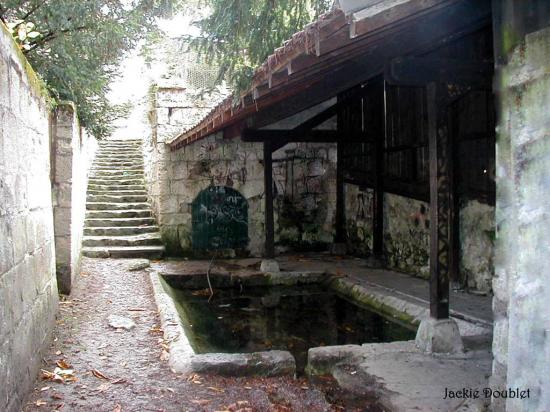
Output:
82 139 165 258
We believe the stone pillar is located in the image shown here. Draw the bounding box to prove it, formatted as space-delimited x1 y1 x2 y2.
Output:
491 2 550 409
51 103 96 294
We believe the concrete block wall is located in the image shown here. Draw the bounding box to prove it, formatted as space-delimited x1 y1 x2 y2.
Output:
0 23 58 412
491 25 550 411
51 103 97 293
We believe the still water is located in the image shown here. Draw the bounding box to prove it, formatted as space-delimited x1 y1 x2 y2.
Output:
164 282 416 372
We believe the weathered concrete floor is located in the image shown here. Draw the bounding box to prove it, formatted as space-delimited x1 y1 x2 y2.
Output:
156 253 493 325
309 341 492 412
22 258 372 411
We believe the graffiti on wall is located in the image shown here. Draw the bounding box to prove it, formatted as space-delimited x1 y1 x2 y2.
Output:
191 186 249 250
272 144 335 248
192 141 250 186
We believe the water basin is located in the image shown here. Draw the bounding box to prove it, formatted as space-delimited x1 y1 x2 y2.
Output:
162 280 416 372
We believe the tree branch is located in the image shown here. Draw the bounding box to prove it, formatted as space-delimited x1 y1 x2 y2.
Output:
24 25 90 53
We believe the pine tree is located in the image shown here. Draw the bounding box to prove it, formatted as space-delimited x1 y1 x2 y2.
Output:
0 0 181 139
190 0 332 93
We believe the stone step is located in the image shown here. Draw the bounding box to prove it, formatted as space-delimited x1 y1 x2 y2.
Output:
90 169 143 178
88 178 144 185
93 162 144 168
99 144 141 149
88 184 145 191
86 209 152 218
84 225 160 236
99 142 142 148
82 245 164 259
86 202 150 210
87 194 148 203
89 173 144 180
97 147 143 156
85 217 156 227
100 139 142 144
87 189 147 196
95 154 143 160
82 232 163 247
95 152 141 158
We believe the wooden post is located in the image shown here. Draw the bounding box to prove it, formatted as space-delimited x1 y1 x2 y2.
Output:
335 141 346 243
263 141 275 258
427 82 451 320
372 81 386 258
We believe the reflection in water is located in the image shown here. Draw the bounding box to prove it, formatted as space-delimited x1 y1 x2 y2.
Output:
165 283 417 372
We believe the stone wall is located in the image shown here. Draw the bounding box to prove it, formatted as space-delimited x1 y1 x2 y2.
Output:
491 23 550 411
345 185 494 291
154 132 266 256
0 23 58 412
273 143 337 252
51 103 97 294
145 87 338 257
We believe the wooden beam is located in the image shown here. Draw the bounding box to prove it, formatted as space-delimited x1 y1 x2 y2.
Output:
242 129 368 143
292 85 370 133
427 82 451 320
386 56 493 88
249 0 491 130
263 141 275 258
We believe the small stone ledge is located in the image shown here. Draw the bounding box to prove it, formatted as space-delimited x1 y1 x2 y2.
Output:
306 344 365 376
185 351 295 377
149 271 195 372
328 276 490 337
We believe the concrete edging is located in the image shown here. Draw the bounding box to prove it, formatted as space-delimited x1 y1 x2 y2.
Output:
149 271 296 376
328 276 491 337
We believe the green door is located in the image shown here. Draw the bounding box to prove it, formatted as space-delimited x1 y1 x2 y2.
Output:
191 186 249 251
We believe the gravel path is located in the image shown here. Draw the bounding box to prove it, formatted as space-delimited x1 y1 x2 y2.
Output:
22 258 377 412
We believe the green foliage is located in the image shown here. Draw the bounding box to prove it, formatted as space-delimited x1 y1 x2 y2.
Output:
190 0 332 94
0 0 180 139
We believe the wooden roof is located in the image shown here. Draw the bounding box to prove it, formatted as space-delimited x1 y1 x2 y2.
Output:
169 0 491 150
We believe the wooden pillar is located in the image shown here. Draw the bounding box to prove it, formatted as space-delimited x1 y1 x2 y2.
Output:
335 142 346 243
372 81 386 258
427 82 451 319
263 141 275 258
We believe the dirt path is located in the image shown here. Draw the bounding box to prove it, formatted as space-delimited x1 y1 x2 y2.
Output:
22 258 374 412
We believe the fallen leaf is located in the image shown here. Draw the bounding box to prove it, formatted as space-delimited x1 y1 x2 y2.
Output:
35 399 47 406
127 308 146 311
111 378 127 384
207 386 225 393
112 404 122 412
40 386 51 391
51 393 64 400
91 369 110 380
54 367 74 377
40 369 64 383
56 360 72 369
54 402 65 410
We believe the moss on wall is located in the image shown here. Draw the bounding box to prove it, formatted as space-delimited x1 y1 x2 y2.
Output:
0 21 52 108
